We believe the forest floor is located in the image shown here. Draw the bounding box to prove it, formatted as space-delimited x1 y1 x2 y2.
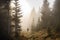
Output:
20 30 60 40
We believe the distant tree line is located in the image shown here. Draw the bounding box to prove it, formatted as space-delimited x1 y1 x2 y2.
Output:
36 0 60 40
30 0 60 40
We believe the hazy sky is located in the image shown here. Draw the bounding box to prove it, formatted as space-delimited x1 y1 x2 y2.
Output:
19 0 55 31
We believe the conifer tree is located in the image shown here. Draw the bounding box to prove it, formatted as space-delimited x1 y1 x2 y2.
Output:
0 0 11 40
10 0 22 40
41 0 51 29
36 7 41 31
53 0 60 34
40 0 53 39
31 18 35 33
36 17 41 31
14 0 22 39
30 8 36 33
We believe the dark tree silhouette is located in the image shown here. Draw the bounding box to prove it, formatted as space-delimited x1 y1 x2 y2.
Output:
15 0 22 38
52 0 60 37
0 0 11 40
10 0 22 40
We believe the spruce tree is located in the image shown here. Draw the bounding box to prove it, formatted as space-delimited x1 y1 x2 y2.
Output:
31 18 35 33
36 7 41 31
10 0 22 40
53 0 60 34
40 0 53 39
15 0 22 39
41 0 51 29
0 0 11 40
30 8 36 33
36 16 41 31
